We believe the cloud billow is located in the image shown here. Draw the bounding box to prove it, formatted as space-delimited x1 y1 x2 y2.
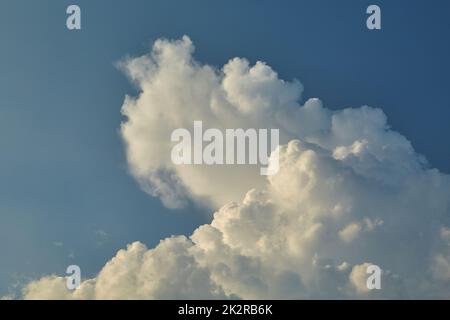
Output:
22 36 450 299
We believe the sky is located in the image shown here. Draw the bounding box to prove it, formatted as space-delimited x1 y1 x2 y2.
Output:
1 0 450 299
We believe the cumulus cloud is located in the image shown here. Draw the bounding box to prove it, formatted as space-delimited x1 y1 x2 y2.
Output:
119 36 308 208
22 36 450 299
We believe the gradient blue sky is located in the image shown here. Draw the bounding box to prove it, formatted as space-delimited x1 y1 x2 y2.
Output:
0 0 449 296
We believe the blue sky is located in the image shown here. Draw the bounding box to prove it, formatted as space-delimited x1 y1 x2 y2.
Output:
1 0 450 297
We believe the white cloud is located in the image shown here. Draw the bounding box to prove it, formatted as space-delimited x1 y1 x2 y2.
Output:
339 223 362 243
119 36 317 209
349 262 373 294
22 36 450 299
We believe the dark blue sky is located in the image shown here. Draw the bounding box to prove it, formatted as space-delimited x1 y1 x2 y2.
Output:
0 0 449 296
